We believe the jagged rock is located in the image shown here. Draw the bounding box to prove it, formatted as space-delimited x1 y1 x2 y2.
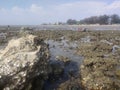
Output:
0 34 50 90
55 56 71 64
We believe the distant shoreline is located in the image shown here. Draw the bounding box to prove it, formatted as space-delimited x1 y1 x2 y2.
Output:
0 24 120 31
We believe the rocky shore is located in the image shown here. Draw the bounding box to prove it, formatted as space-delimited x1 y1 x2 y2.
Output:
0 29 120 90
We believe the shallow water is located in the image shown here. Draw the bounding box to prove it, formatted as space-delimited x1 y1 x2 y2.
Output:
46 40 83 64
44 39 83 90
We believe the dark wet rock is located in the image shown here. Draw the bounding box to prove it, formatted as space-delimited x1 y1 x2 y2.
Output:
55 56 71 65
0 34 50 90
49 60 64 82
57 77 82 90
43 59 80 90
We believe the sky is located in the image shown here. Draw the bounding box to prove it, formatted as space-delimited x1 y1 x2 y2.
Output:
0 0 120 25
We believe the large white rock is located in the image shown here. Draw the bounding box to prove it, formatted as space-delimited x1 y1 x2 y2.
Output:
0 34 49 90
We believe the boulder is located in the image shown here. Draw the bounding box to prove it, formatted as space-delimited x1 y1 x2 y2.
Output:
0 34 49 90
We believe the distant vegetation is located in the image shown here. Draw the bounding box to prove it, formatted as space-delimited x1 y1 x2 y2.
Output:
42 14 120 25
66 14 120 25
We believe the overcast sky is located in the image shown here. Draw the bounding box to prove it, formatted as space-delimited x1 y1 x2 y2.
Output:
0 0 120 25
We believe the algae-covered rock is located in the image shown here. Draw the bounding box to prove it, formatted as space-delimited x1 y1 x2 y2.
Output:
80 41 120 90
81 58 119 90
0 34 49 90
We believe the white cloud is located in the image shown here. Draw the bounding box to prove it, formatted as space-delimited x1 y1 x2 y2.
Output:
54 1 107 19
106 1 120 9
0 1 120 25
0 4 46 25
103 0 120 14
11 6 25 15
29 4 43 13
0 8 6 12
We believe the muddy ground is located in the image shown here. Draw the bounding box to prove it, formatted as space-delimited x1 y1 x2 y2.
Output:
0 29 120 90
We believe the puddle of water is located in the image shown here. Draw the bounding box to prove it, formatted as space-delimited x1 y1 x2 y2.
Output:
46 40 83 65
44 39 83 90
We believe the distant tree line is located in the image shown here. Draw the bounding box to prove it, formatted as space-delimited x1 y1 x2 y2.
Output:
66 14 120 25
